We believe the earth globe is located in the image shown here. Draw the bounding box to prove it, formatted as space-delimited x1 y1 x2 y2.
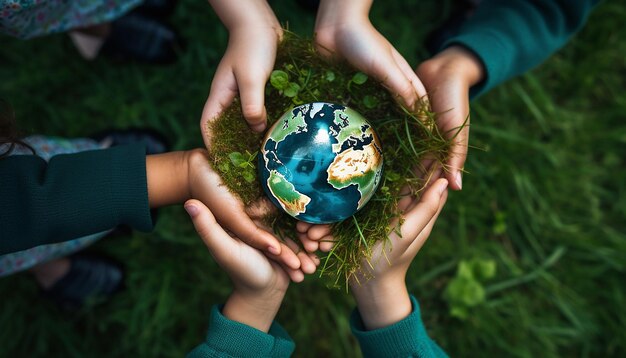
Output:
258 102 384 224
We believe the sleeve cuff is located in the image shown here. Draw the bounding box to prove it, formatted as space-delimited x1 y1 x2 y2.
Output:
351 295 447 358
202 305 295 357
441 30 513 100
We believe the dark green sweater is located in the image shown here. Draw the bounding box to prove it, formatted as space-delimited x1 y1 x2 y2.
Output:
441 0 601 98
188 295 448 358
0 144 153 255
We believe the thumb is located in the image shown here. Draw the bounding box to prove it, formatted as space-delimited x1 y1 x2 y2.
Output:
184 199 240 261
201 66 238 150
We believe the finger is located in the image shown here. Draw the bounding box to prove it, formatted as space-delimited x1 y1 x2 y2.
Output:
392 178 448 248
197 161 285 260
397 159 439 212
234 68 268 132
283 265 305 283
298 232 319 253
266 242 301 270
306 224 332 241
228 217 285 259
415 67 470 191
444 128 468 191
367 48 420 111
319 235 336 252
391 47 427 99
396 186 414 213
406 189 448 253
201 65 238 149
284 238 317 274
414 157 436 179
296 221 312 233
185 199 240 262
308 252 321 267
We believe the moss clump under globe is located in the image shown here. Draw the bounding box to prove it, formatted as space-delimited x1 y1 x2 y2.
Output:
206 32 451 287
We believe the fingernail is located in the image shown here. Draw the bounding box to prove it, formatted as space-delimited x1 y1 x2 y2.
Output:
455 172 463 190
252 123 266 133
184 204 199 218
438 180 449 196
267 245 280 255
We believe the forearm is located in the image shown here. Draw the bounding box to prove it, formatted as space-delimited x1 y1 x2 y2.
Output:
316 0 372 28
351 277 412 330
440 0 600 98
146 151 191 207
422 46 485 88
350 295 449 358
208 0 280 32
0 145 153 254
222 289 286 333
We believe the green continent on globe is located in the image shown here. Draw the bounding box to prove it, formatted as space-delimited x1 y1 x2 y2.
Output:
266 169 312 217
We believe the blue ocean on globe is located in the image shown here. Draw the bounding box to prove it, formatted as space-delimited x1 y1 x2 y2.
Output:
258 102 384 224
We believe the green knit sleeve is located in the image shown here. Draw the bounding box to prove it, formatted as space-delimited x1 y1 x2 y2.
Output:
0 144 153 255
440 0 601 99
187 305 295 358
350 295 448 358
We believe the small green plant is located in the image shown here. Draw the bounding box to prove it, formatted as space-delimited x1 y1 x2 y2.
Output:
228 150 258 183
444 258 497 319
270 69 302 103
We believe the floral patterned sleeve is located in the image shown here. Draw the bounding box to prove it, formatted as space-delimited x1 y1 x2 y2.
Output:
1 0 141 39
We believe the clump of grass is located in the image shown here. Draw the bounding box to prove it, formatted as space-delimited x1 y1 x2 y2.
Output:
206 32 451 286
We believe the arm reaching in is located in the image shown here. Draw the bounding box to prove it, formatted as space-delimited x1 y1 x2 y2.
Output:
145 149 304 270
314 0 426 110
185 199 320 357
422 0 600 189
416 46 484 191
201 0 283 146
296 167 450 357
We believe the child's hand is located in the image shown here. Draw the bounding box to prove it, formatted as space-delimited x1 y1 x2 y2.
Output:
201 0 282 145
416 46 485 190
187 149 308 272
348 177 447 329
297 167 448 330
314 0 426 110
185 199 320 332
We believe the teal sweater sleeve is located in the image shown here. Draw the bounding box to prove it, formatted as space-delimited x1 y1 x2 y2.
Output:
187 305 295 358
0 144 153 255
351 295 448 358
441 0 601 98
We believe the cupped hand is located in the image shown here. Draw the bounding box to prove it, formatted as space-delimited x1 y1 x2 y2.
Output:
314 0 426 110
186 149 305 271
201 2 283 147
416 45 485 190
185 199 320 331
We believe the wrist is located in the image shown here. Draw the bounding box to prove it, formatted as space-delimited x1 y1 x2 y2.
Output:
146 151 191 207
315 0 372 31
431 46 485 86
351 277 412 330
212 0 281 36
222 288 286 332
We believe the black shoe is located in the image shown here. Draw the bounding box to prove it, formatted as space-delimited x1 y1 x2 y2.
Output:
43 254 124 310
90 127 170 155
133 0 178 20
100 12 183 64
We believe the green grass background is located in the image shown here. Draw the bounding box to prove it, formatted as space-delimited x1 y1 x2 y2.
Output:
1 0 625 356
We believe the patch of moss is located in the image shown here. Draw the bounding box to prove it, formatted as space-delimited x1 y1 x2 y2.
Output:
206 32 451 287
